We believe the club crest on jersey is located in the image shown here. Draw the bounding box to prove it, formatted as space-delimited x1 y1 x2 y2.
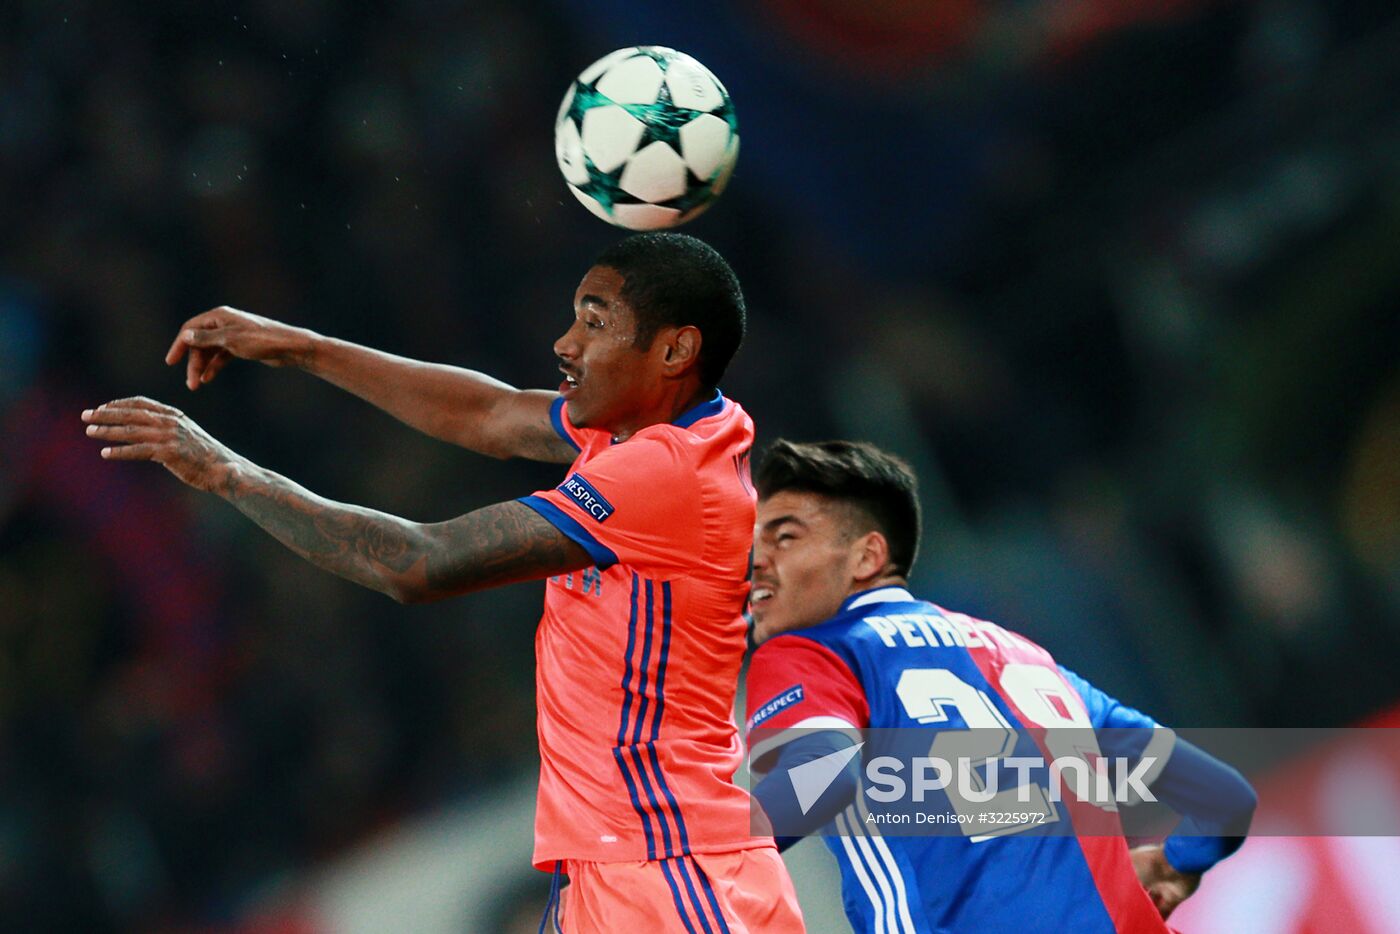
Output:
558 473 614 523
749 684 804 730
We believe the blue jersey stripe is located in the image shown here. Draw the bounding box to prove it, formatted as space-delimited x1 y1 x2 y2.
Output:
631 580 656 745
613 749 655 861
620 578 679 857
647 743 689 853
549 396 582 452
672 857 718 934
658 858 703 934
616 574 640 747
644 581 696 855
672 389 725 428
516 496 617 568
630 744 675 854
642 579 679 854
688 856 733 934
616 578 701 864
650 581 674 742
612 574 658 859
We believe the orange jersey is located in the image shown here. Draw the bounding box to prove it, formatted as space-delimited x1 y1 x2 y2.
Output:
517 391 764 868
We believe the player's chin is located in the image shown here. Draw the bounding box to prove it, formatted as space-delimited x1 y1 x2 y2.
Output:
564 400 592 427
749 608 783 643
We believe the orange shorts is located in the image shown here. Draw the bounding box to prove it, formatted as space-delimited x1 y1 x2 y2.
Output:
552 845 805 934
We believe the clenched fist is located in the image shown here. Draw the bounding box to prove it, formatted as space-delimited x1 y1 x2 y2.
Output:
1131 844 1201 919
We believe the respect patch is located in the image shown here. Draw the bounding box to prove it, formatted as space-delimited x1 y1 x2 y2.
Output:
748 684 805 730
558 473 615 523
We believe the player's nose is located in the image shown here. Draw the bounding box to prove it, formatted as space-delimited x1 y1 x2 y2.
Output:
553 321 582 360
750 544 771 572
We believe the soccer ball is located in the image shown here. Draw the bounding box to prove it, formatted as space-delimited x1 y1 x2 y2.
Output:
554 47 739 230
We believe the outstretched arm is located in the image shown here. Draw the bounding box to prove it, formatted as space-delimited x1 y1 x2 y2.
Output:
82 397 592 602
165 306 576 463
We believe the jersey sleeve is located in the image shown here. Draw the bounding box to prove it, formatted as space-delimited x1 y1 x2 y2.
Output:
1065 666 1257 872
1058 665 1162 730
1059 665 1176 791
548 397 587 454
517 432 700 572
745 635 869 773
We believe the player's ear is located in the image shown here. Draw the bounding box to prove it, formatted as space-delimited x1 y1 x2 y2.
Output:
661 325 702 377
851 530 891 584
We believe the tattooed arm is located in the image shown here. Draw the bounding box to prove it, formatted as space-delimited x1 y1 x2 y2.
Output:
82 397 592 602
223 464 590 601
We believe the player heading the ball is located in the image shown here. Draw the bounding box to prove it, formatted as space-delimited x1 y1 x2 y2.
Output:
82 233 804 934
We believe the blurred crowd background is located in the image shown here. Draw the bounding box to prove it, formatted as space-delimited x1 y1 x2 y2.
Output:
3 0 1398 930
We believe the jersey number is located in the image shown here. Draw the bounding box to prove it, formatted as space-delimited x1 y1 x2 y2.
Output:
894 663 1108 840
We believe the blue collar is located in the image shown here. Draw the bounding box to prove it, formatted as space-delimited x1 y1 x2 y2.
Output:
672 388 725 428
840 585 916 614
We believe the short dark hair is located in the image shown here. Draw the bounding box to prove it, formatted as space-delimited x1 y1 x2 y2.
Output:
755 439 921 577
593 233 745 387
